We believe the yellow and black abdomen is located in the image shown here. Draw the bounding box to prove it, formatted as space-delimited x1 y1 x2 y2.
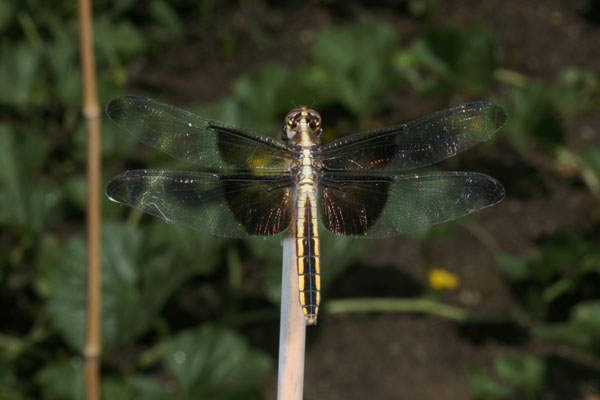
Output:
295 191 321 325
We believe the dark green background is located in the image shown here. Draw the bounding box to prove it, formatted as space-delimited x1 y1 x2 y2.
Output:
1 1 599 399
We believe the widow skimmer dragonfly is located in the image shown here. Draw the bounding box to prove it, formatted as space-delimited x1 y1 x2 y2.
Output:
106 95 506 325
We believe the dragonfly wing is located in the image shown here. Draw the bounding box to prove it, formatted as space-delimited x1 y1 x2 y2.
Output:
319 102 507 172
318 171 504 237
106 170 294 237
106 96 295 171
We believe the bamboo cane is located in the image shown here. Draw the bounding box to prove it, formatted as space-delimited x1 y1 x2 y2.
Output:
78 0 102 398
277 230 306 400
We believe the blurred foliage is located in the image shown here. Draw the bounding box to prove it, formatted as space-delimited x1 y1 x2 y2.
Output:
533 300 600 361
573 146 600 197
163 326 271 399
398 24 498 97
195 21 400 130
497 231 597 311
500 82 566 152
468 354 546 400
497 67 599 154
1 1 599 398
36 222 221 352
308 21 399 118
497 230 600 360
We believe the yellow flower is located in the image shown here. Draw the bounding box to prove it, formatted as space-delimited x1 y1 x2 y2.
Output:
428 268 460 290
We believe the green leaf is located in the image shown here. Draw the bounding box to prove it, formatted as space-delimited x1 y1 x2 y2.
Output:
500 82 565 152
311 21 398 116
497 230 588 284
54 68 82 109
0 358 24 399
468 355 546 400
0 1 15 33
0 180 62 233
0 43 40 108
13 127 51 174
571 300 600 335
44 23 81 109
164 326 271 399
40 221 221 352
94 17 146 67
149 0 183 42
45 24 77 80
233 64 291 123
38 365 172 400
533 322 593 350
35 234 63 297
101 115 140 160
467 364 510 400
496 230 595 314
494 354 546 397
100 379 136 400
194 62 291 136
533 301 600 359
576 146 600 197
42 235 88 351
0 125 60 233
193 97 245 127
413 24 497 95
126 376 172 400
251 237 284 304
495 253 532 282
0 124 19 187
145 220 225 275
550 68 599 117
36 360 83 400
63 175 87 211
407 0 436 18
99 376 172 400
64 173 129 215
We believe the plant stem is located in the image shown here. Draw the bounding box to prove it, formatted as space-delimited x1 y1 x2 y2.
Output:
494 68 529 87
78 0 102 398
327 298 470 320
277 230 305 400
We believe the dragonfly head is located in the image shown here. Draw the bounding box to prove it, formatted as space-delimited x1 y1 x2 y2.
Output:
282 106 322 145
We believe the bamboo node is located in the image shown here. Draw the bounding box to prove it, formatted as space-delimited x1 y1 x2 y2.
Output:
83 106 101 120
83 345 101 359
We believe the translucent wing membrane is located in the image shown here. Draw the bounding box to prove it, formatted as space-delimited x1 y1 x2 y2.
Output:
319 171 504 237
106 97 506 240
319 102 507 172
106 96 295 171
106 170 294 237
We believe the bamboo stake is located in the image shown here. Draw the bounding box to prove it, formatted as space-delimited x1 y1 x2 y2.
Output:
78 0 102 398
277 230 306 400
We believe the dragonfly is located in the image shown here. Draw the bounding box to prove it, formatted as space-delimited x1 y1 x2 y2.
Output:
105 95 507 325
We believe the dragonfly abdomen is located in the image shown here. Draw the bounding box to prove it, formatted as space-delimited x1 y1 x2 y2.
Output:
295 187 321 325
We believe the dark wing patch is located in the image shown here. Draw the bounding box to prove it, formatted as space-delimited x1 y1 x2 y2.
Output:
106 96 295 171
106 170 294 237
318 171 504 237
319 102 507 172
319 174 391 236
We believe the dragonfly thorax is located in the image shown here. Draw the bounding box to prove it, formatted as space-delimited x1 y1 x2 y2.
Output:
282 107 322 146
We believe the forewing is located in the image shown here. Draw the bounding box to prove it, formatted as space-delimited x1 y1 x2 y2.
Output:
319 171 504 237
320 102 507 172
106 170 294 237
106 96 295 171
